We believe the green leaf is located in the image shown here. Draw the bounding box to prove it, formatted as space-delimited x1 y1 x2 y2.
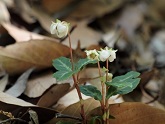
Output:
106 85 118 99
80 85 102 101
74 58 97 73
106 71 140 96
89 116 102 124
52 57 73 81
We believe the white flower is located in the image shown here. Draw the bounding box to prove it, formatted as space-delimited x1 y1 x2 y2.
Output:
85 49 99 60
99 47 111 62
50 19 70 38
108 49 117 62
99 47 117 62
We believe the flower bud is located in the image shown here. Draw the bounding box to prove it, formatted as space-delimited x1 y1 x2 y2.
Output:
50 19 69 38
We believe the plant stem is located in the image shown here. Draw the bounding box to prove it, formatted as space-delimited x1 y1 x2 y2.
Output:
68 33 86 124
105 59 109 124
97 62 105 113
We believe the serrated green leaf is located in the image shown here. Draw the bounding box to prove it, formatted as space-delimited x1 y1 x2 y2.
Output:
80 85 102 101
53 57 72 71
106 71 140 96
74 58 97 73
52 57 73 81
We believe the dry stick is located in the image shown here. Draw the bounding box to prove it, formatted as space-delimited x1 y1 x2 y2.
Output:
0 118 28 124
68 33 86 124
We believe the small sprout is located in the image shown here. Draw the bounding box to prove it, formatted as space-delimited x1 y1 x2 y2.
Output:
85 49 99 60
50 19 70 38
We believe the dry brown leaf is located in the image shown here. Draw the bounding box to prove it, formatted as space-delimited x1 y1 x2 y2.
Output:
37 83 70 107
0 1 10 23
2 23 54 42
62 21 102 49
24 71 56 98
88 102 165 124
0 101 57 124
42 0 74 13
54 89 91 111
0 91 34 106
0 74 8 91
5 68 34 97
47 98 100 123
68 0 124 19
0 39 70 75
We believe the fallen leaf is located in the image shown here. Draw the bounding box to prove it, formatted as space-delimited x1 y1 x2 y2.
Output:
0 101 57 124
0 74 8 91
24 71 56 98
54 89 91 111
42 0 74 13
5 68 34 97
0 91 34 106
2 23 54 42
37 83 70 107
0 39 70 75
0 1 10 22
28 109 39 124
88 102 165 124
62 21 102 49
68 0 124 19
47 98 100 123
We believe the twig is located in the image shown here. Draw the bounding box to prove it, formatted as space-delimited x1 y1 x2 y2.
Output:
0 118 28 124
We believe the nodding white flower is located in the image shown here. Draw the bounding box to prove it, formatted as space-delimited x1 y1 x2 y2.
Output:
99 47 117 62
99 47 111 62
85 49 99 60
50 19 70 38
108 49 117 62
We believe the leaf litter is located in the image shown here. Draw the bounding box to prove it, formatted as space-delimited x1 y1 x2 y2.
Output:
0 0 165 123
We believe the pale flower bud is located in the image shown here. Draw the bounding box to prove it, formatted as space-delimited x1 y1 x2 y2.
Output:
85 49 99 60
101 73 113 82
50 19 69 38
99 47 111 62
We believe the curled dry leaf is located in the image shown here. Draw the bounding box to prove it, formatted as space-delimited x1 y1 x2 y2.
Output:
0 74 8 91
0 1 10 22
0 91 34 106
0 39 70 75
37 83 70 107
24 71 56 98
88 102 165 124
5 68 34 97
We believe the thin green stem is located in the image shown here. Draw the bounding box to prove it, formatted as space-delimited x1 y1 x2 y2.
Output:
97 61 105 113
68 33 86 124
